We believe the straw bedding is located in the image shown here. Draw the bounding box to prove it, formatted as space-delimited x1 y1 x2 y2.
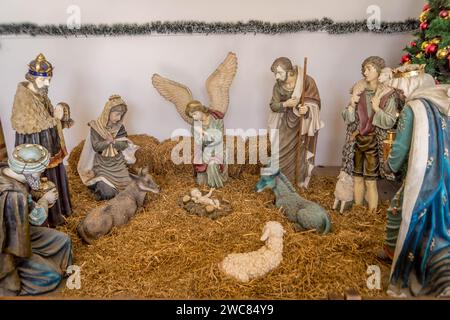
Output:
59 134 391 299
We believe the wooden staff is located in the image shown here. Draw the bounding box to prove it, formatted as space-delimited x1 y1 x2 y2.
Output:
295 57 308 186
0 119 7 162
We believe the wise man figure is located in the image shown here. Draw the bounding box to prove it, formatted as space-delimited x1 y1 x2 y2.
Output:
0 144 73 296
377 65 450 297
11 53 72 226
341 56 402 213
268 57 324 188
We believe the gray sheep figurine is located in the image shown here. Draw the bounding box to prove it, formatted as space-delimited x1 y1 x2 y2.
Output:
256 168 331 234
77 167 160 244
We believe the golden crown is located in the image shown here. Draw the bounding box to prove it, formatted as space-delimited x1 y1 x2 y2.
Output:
392 64 425 79
28 53 53 77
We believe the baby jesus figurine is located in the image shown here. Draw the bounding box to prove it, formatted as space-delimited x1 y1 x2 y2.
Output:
188 187 221 209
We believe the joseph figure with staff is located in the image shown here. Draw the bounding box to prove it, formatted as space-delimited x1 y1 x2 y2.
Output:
268 57 324 188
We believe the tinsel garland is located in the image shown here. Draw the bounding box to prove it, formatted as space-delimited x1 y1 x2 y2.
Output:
0 18 418 36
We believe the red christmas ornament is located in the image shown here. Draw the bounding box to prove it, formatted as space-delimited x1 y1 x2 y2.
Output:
401 54 411 64
425 43 438 54
440 10 449 18
420 22 429 30
423 3 430 11
410 41 417 47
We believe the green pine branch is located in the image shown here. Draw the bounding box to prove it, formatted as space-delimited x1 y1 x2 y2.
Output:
402 0 449 82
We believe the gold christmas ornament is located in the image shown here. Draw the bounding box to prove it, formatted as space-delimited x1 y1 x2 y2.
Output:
431 38 441 44
437 48 449 60
416 52 424 59
419 11 428 23
421 41 430 51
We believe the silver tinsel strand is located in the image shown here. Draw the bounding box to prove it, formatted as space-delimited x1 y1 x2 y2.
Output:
0 18 418 37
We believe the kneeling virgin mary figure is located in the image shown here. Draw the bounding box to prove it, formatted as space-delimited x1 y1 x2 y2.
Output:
78 95 134 200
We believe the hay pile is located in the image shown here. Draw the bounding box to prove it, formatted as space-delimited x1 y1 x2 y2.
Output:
61 135 390 299
68 134 269 178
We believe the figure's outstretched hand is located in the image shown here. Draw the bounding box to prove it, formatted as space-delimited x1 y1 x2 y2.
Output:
42 188 58 206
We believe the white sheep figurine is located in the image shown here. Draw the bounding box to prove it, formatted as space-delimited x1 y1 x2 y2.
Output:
218 221 285 283
333 170 354 213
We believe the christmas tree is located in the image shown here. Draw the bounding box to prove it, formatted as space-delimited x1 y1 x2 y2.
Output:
402 0 450 84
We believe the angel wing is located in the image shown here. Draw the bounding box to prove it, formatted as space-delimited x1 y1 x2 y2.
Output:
152 74 194 125
205 52 238 116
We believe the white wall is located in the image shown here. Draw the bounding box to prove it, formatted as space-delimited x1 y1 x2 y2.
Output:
0 0 422 166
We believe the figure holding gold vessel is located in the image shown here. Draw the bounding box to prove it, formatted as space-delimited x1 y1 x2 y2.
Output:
377 64 450 298
10 53 72 226
0 144 72 296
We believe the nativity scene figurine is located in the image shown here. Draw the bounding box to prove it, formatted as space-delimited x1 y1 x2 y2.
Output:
341 56 403 213
10 53 73 227
267 57 324 189
152 52 238 188
77 95 139 200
